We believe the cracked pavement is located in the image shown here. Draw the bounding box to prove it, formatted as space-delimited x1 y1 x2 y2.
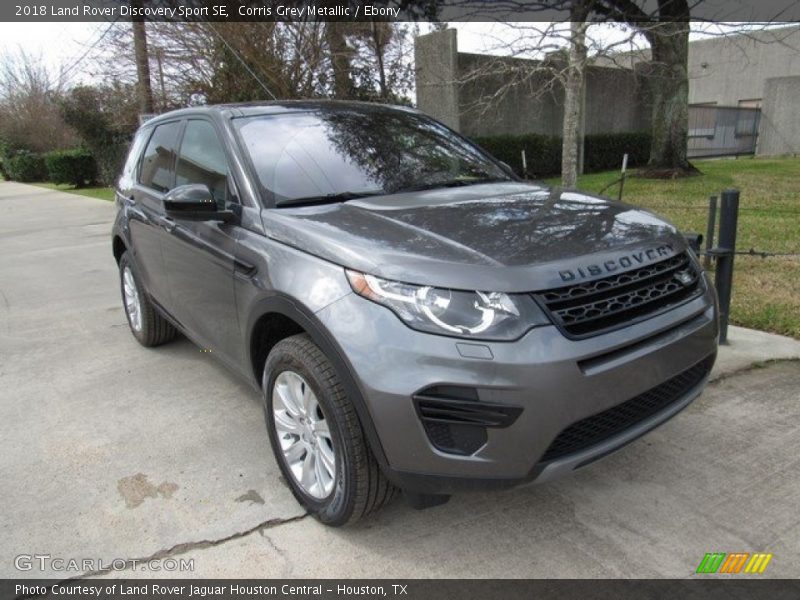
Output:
2 182 800 579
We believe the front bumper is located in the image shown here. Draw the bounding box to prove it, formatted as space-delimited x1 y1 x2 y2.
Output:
315 276 718 494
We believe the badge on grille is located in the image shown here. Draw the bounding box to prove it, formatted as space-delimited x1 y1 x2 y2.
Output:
674 270 694 287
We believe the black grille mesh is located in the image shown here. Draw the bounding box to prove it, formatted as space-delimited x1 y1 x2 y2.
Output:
414 387 522 456
535 253 702 338
540 355 714 463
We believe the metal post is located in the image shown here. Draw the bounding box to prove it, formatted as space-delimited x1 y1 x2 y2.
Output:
618 153 628 203
714 189 740 345
521 149 528 179
704 195 717 270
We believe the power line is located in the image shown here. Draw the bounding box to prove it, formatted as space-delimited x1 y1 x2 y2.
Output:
59 21 117 85
206 23 277 100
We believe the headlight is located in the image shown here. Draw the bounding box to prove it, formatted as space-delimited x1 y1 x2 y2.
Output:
346 270 549 340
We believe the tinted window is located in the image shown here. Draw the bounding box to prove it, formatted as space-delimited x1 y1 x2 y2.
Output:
234 110 510 205
119 128 149 190
176 120 230 205
138 121 181 193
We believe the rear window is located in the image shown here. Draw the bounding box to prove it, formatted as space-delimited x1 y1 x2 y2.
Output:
118 129 149 190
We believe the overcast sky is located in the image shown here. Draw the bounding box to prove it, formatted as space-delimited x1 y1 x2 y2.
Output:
0 22 103 85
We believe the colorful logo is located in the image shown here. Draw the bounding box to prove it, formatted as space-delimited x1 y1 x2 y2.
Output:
696 552 773 574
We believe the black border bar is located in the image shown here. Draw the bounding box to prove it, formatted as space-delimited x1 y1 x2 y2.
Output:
4 579 800 600
3 0 800 22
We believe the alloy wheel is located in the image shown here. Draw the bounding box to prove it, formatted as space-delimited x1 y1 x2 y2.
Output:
272 370 336 499
122 266 142 332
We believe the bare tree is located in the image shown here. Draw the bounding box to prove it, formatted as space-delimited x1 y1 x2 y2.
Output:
561 6 589 187
93 21 414 107
369 22 391 99
437 14 795 181
453 20 640 179
325 22 353 99
588 0 694 176
97 22 326 105
0 49 78 153
349 22 416 103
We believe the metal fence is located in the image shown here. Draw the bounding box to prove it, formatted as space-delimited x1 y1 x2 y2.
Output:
688 105 761 158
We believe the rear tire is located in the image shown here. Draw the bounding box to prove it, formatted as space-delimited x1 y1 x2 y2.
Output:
264 334 397 526
118 251 177 347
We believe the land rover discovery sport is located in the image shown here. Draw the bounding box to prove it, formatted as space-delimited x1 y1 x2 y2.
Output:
112 101 718 525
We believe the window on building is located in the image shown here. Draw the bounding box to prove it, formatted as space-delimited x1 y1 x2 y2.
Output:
688 104 718 138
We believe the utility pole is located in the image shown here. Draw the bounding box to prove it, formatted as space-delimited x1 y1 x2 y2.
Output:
131 0 154 115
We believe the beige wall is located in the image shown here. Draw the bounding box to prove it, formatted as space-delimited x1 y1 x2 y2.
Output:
758 76 800 155
688 26 800 106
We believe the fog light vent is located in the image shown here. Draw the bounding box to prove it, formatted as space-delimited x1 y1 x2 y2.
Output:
413 386 522 456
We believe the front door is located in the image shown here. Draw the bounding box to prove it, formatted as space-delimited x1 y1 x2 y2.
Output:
128 120 182 308
160 118 242 365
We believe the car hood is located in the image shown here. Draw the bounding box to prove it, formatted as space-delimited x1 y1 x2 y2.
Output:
261 182 688 293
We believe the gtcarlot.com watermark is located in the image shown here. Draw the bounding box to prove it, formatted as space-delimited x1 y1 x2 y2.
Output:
15 554 194 573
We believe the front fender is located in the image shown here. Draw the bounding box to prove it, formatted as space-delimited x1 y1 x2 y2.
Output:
244 292 390 469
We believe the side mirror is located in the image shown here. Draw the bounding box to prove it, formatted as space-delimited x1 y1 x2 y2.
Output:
683 232 704 254
163 184 235 222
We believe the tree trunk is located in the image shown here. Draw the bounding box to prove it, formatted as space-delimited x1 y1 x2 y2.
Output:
642 20 697 176
561 19 587 188
372 22 388 100
325 23 352 99
131 5 154 115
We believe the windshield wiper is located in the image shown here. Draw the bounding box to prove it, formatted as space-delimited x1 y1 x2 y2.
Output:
398 177 509 193
276 190 383 208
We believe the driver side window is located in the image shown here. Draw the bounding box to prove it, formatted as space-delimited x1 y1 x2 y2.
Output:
175 120 231 207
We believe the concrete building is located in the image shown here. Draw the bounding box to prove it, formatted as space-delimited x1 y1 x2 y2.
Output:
415 25 800 156
601 25 800 107
596 25 800 155
415 28 649 140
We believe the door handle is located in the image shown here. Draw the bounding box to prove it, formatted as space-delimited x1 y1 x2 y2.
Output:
160 216 176 232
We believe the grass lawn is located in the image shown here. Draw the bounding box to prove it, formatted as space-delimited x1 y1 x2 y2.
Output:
33 182 115 202
546 157 800 339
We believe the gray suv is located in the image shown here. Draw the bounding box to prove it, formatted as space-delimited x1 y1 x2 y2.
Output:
112 101 718 526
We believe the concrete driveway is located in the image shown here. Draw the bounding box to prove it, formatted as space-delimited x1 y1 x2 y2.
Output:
1 181 799 580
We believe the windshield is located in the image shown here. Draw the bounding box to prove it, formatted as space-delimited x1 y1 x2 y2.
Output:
233 109 511 206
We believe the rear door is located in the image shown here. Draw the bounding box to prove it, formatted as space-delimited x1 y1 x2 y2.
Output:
128 120 182 308
160 118 242 364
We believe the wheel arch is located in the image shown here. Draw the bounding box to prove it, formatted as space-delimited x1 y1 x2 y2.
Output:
112 234 127 264
246 295 390 468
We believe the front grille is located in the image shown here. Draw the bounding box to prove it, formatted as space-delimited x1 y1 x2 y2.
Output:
540 354 715 463
534 252 703 338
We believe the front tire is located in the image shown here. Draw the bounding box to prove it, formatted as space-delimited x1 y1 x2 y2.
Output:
264 334 396 526
118 251 177 347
